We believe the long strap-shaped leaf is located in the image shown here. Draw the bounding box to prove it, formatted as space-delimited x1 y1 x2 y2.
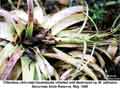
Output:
10 10 28 24
35 48 59 80
34 7 44 25
0 48 23 80
0 9 13 24
26 0 34 38
51 13 85 35
0 43 16 76
44 48 97 80
43 6 84 29
35 54 49 79
0 43 17 66
21 56 35 80
35 63 43 80
0 22 15 42
0 9 25 38
8 62 22 80
44 48 83 67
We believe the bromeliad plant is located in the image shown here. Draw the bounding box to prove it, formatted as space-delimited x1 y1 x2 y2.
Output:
0 0 119 80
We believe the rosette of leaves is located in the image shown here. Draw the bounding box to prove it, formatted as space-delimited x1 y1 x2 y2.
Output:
0 0 119 80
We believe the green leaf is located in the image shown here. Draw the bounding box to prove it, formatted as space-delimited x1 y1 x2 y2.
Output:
8 61 22 80
0 22 15 42
26 0 34 38
47 48 83 67
34 63 43 80
0 48 23 80
21 56 35 80
35 48 59 80
56 44 80 48
93 51 105 68
82 65 98 80
51 13 85 35
46 48 97 80
96 47 112 60
0 9 25 38
107 39 118 57
89 63 107 79
26 24 33 38
60 69 73 80
0 41 7 47
0 43 17 66
12 16 25 37
43 6 84 29
10 10 28 24
69 51 96 64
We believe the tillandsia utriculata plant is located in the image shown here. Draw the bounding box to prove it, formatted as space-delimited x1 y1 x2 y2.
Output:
0 0 120 80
